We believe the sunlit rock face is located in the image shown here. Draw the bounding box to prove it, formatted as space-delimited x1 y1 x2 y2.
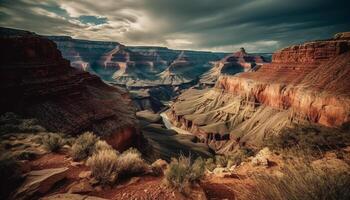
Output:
167 32 350 152
200 48 268 86
49 36 231 111
0 27 139 150
49 36 226 87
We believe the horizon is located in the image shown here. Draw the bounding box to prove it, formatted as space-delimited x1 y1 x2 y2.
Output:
1 0 349 53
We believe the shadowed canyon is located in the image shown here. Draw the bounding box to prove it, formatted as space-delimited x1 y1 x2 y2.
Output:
0 1 350 200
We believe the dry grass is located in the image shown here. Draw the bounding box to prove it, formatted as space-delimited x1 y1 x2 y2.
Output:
71 132 99 161
87 146 149 185
93 140 114 154
116 148 149 177
164 155 205 194
42 133 64 152
241 158 350 200
265 124 350 153
87 149 119 186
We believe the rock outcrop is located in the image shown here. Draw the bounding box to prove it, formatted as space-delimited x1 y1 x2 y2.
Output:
0 27 138 150
200 48 267 86
166 32 350 152
13 167 68 200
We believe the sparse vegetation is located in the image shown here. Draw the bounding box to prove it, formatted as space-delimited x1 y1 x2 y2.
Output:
0 154 23 200
42 133 64 152
205 158 216 171
206 147 254 170
165 155 205 194
243 159 350 200
87 149 119 186
0 112 46 134
265 125 350 153
86 142 148 185
116 147 149 177
71 132 99 161
93 140 114 154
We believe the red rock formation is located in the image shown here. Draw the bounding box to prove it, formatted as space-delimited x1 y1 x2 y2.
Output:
167 32 350 151
0 28 139 151
216 34 350 127
200 48 266 86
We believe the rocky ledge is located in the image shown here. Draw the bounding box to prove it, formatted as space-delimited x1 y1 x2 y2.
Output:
0 27 138 150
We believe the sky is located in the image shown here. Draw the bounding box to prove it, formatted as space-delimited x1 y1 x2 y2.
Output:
0 0 349 52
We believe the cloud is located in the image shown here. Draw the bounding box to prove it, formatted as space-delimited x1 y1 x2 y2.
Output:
0 0 349 52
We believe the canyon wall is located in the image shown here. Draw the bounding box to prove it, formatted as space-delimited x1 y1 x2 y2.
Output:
49 36 227 87
200 48 267 86
0 28 139 150
167 32 350 151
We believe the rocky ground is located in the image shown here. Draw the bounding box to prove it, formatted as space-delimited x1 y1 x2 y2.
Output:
2 128 349 200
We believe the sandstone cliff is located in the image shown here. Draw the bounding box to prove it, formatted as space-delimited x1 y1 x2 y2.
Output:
0 27 138 150
167 32 350 152
200 48 267 86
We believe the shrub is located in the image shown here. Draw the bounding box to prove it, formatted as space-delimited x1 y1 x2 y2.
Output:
215 155 228 167
165 155 191 194
86 149 119 186
42 133 64 152
19 119 46 133
189 157 205 182
116 148 148 177
164 155 205 194
265 125 350 153
0 154 23 199
205 158 216 171
242 159 350 200
93 140 114 154
227 147 255 166
71 132 99 161
0 113 46 134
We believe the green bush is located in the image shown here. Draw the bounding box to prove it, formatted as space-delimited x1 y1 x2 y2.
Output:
71 132 99 161
0 154 23 199
86 149 119 186
164 155 205 194
42 133 64 152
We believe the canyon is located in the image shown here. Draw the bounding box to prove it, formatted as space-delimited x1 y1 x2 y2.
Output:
166 32 350 152
49 36 269 112
0 27 138 150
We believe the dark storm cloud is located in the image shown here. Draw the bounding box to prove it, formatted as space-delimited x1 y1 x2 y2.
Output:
0 0 349 52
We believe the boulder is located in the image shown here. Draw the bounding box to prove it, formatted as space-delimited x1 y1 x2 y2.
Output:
68 180 94 194
13 167 68 200
78 171 92 179
251 147 272 167
213 167 237 178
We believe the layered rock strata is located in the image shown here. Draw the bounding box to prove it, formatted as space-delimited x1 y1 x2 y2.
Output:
0 27 138 150
167 32 350 151
200 48 267 86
